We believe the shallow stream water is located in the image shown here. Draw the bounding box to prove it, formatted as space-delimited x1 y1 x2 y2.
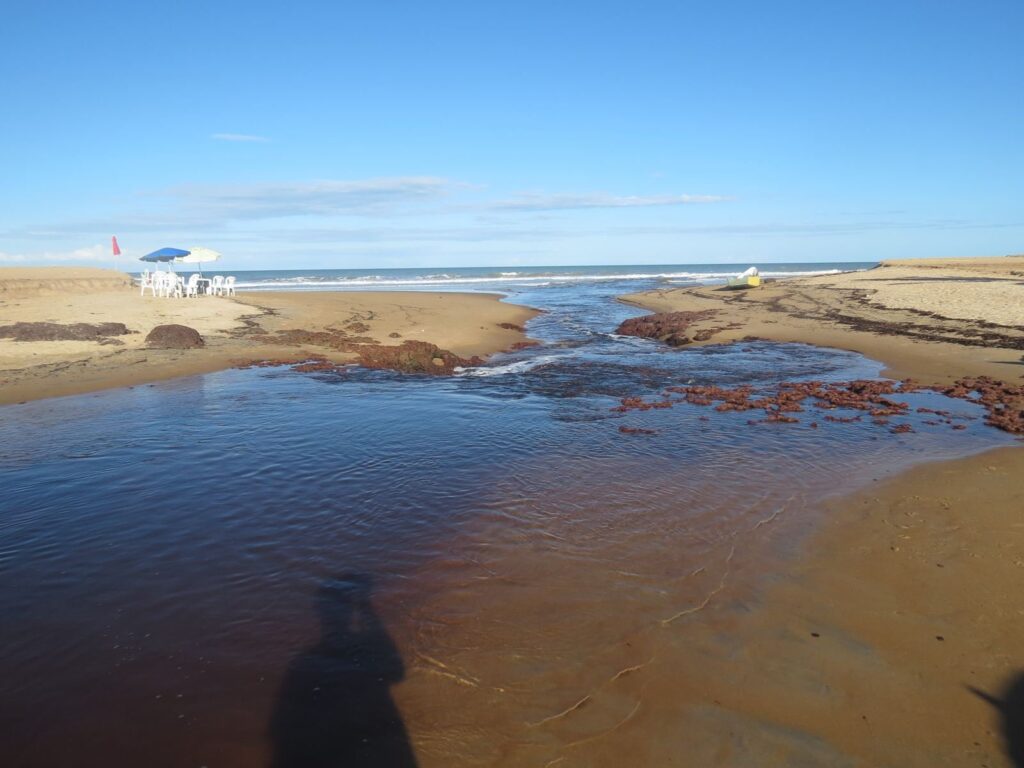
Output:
0 268 1015 765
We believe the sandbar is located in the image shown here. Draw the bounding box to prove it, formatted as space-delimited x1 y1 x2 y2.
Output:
621 256 1024 384
0 267 538 405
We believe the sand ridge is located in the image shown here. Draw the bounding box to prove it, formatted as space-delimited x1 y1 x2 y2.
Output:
0 268 538 405
621 256 1024 385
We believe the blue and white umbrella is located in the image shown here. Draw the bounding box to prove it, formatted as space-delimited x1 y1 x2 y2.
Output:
140 247 190 270
140 247 189 262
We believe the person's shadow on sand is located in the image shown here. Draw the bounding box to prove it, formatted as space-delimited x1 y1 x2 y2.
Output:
969 672 1024 767
269 574 418 768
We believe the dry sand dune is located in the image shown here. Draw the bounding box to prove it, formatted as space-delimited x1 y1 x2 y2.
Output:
0 266 133 294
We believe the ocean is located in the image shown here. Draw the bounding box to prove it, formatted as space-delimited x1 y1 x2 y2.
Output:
178 261 869 292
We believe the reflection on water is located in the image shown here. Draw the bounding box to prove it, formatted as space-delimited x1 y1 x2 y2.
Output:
0 274 1016 766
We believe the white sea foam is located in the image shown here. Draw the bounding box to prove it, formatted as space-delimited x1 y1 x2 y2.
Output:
234 267 852 290
664 268 842 283
455 354 561 377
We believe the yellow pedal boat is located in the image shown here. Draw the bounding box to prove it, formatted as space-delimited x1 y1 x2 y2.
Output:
725 274 761 289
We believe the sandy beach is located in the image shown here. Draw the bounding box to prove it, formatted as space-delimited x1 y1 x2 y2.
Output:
606 256 1024 765
691 444 1024 766
1 259 1022 766
621 256 1024 384
0 267 538 405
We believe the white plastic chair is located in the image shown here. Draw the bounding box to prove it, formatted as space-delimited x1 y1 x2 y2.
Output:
140 271 157 297
223 276 236 296
210 275 225 296
168 275 184 299
185 274 201 298
156 272 180 298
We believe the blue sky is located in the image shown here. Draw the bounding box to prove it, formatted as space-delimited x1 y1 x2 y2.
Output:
1 0 1021 269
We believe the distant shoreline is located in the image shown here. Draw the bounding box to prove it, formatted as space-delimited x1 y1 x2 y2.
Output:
0 267 538 406
119 261 877 291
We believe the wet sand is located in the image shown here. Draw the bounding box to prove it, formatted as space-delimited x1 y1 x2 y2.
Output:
669 444 1024 767
621 256 1024 384
543 445 1024 766
0 267 538 405
370 444 1022 767
591 256 1024 766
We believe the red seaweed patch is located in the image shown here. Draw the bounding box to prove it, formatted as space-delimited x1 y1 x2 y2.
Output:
612 376 1024 435
615 310 720 347
618 426 658 435
241 328 483 375
939 376 1024 433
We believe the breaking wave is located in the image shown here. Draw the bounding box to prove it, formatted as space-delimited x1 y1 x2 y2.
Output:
232 267 852 291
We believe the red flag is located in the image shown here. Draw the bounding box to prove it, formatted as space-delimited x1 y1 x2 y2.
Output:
112 236 121 256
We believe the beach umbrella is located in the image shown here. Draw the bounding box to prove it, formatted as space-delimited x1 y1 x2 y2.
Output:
140 247 190 271
174 246 221 277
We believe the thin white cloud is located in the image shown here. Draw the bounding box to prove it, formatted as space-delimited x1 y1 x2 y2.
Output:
220 224 563 244
611 218 1024 237
0 244 108 263
0 177 464 238
211 133 270 143
491 192 731 212
161 177 456 223
3 180 736 241
7 212 1023 252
